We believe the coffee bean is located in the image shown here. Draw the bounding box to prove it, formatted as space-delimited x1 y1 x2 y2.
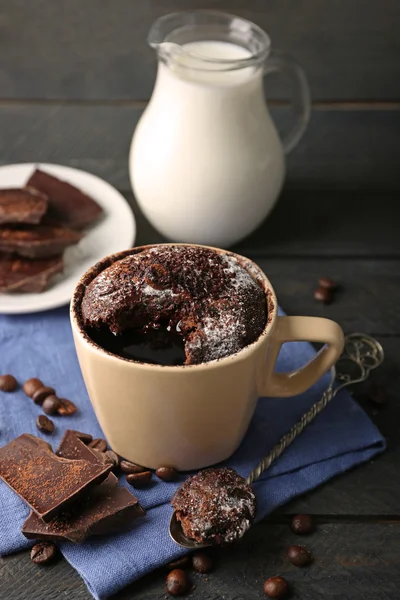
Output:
57 398 77 416
167 556 191 570
314 286 333 304
71 430 93 444
30 541 58 565
32 386 55 405
156 466 179 482
291 514 314 535
23 378 44 398
104 450 120 470
368 384 387 406
126 470 152 487
263 576 288 598
36 415 55 434
166 569 191 596
88 438 107 452
192 552 213 573
0 374 18 392
42 395 62 415
287 545 312 567
120 459 146 474
318 277 337 290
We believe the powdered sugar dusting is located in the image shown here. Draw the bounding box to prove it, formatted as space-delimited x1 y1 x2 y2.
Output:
82 246 267 365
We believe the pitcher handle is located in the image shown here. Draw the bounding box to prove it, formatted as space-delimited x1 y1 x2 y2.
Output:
264 50 311 154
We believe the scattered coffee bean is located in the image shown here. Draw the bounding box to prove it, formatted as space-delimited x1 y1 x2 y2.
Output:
168 556 191 570
192 552 213 573
32 386 55 405
120 459 146 474
104 450 120 470
36 415 55 434
264 576 289 598
23 377 44 398
126 470 152 487
156 466 179 482
88 438 107 452
291 514 314 535
314 286 333 305
166 569 191 596
318 277 337 290
71 430 93 444
0 374 18 392
30 541 58 565
42 395 62 415
57 398 77 416
368 384 387 406
287 544 312 567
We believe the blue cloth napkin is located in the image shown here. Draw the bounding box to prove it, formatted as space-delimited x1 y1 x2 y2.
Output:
0 306 385 599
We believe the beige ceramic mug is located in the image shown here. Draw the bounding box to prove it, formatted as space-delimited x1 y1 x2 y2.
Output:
70 244 344 471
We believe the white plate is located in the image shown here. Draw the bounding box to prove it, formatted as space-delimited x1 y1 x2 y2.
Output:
0 163 136 314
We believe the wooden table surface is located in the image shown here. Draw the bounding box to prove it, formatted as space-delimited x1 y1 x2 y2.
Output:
1 189 399 600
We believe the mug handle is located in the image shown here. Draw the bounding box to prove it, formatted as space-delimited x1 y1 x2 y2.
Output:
260 316 344 397
264 50 311 154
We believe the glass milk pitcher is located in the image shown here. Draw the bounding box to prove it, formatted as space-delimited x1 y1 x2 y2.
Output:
130 11 310 247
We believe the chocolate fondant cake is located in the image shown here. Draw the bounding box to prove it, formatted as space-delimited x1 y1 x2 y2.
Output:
81 246 267 365
171 467 256 544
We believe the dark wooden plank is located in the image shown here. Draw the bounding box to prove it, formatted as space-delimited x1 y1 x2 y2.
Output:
129 190 400 258
278 337 400 515
1 104 400 191
2 522 400 599
0 0 399 101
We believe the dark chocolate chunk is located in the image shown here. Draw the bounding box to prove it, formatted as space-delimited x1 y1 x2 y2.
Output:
0 433 111 521
88 438 107 452
22 475 144 543
0 374 18 392
0 188 48 225
70 431 92 444
167 556 191 570
22 430 144 543
26 169 103 229
318 277 337 290
0 254 63 293
314 286 333 304
0 225 81 259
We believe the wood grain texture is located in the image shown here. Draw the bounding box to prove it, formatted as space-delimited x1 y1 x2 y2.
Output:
0 0 399 101
129 190 400 257
2 522 400 599
1 104 400 190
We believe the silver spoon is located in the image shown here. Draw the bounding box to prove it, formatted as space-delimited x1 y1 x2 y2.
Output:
170 333 384 548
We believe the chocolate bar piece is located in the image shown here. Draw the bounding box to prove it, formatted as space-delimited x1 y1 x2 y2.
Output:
0 225 82 259
22 431 145 543
27 169 103 229
0 188 48 225
0 434 111 521
0 254 63 293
